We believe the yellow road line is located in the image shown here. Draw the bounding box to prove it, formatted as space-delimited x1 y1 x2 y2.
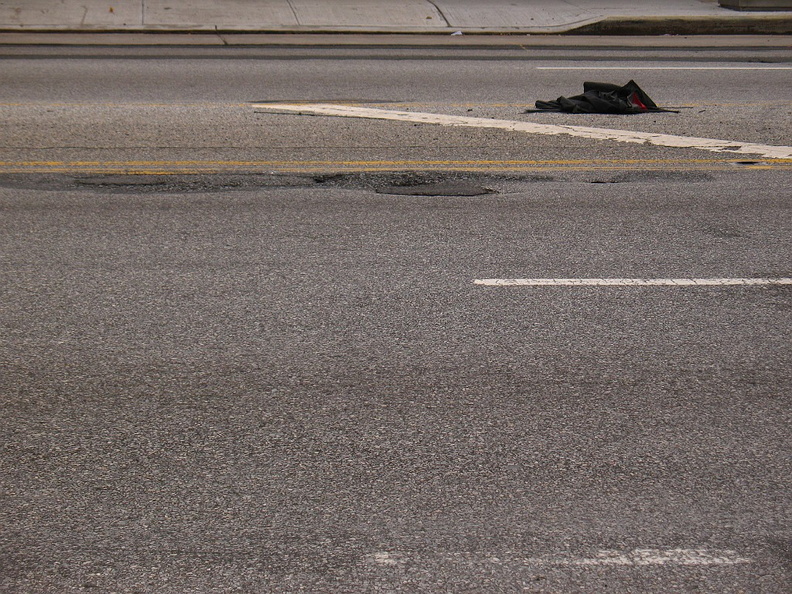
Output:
1 158 790 174
5 159 791 165
6 158 777 166
3 101 792 109
0 102 250 108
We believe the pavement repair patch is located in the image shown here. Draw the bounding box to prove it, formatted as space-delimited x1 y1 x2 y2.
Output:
75 175 168 187
375 181 493 196
0 172 508 194
252 103 792 160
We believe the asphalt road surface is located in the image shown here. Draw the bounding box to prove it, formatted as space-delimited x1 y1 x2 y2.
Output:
1 37 791 593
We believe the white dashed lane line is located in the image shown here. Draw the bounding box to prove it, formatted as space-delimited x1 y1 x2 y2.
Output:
252 103 792 160
474 278 792 287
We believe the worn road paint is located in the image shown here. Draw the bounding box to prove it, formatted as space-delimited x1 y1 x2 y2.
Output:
252 103 792 160
4 158 790 175
474 278 792 286
548 549 752 566
536 66 792 70
368 548 751 567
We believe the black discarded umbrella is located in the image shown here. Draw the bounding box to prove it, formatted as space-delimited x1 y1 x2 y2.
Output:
528 80 678 114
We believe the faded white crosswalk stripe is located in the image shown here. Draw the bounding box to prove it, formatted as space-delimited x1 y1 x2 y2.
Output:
368 548 752 567
253 103 792 160
474 278 792 287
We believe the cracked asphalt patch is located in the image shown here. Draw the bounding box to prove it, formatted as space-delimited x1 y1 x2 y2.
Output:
0 172 518 195
0 169 723 196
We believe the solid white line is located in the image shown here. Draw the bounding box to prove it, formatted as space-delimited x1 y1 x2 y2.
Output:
474 278 792 286
536 66 792 70
368 548 751 567
253 103 792 159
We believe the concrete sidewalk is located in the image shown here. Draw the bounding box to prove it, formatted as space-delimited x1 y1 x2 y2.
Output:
1 0 791 35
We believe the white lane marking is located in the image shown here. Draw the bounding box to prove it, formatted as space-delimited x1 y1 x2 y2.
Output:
367 548 751 567
253 103 792 159
474 278 792 286
369 552 403 566
542 548 752 566
537 66 792 70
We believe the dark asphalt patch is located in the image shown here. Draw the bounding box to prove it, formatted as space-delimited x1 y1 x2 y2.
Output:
313 172 548 195
0 172 543 195
376 181 493 196
0 170 722 195
76 176 169 187
590 171 715 184
0 174 316 194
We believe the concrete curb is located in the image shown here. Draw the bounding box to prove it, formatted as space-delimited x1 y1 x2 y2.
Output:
1 15 792 37
3 32 789 48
